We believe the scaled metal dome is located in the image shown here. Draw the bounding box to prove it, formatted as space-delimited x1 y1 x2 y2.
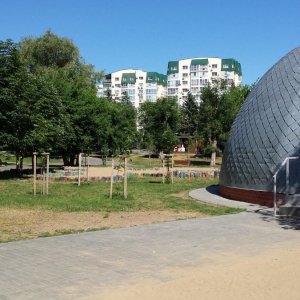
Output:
220 46 300 197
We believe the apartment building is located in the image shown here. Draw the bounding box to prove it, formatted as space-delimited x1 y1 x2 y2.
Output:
167 57 242 105
98 69 167 108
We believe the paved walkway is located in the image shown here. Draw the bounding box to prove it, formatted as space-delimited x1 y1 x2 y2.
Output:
0 188 299 299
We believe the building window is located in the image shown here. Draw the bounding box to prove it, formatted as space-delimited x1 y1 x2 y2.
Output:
139 76 143 80
168 88 177 95
148 76 153 80
130 77 134 81
122 83 127 87
146 89 156 94
182 81 188 85
212 72 218 76
190 65 199 71
171 66 177 71
191 79 198 86
128 89 135 94
182 73 188 77
115 91 119 95
115 77 119 81
223 64 229 69
183 88 189 92
212 64 217 68
182 65 188 70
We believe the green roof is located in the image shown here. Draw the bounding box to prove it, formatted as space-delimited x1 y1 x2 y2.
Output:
121 73 136 83
221 59 242 75
191 59 208 65
146 72 167 86
167 61 179 75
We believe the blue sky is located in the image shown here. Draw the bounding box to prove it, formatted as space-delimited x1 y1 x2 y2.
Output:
2 0 300 85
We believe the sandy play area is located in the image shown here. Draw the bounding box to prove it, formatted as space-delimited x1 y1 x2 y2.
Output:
83 242 300 300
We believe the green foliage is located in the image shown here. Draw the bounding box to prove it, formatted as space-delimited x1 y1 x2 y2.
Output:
121 91 130 104
0 40 64 168
179 92 199 136
1 32 139 168
139 97 180 153
107 102 137 155
198 80 251 145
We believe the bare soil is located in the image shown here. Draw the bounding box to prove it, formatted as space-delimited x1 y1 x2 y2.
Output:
0 208 206 242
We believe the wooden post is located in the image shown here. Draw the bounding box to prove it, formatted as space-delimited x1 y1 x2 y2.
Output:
110 157 114 199
33 152 37 196
171 154 174 184
124 156 127 199
45 153 49 195
162 157 165 184
42 165 46 195
78 153 82 186
87 154 89 182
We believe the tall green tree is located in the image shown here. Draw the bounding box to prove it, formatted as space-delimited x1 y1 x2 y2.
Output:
0 39 64 169
107 102 137 155
179 92 199 136
19 31 105 165
139 97 180 154
198 80 250 165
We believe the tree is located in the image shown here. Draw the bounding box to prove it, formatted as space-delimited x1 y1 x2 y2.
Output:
220 84 251 139
0 39 64 169
107 102 137 155
198 80 250 166
19 31 105 165
121 91 130 104
139 97 180 154
179 92 199 136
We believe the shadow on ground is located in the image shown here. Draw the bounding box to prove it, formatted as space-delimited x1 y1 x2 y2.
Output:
254 209 300 231
205 185 300 231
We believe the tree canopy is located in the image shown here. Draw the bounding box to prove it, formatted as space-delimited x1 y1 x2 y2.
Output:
0 39 65 168
198 80 251 165
0 32 137 168
139 97 180 154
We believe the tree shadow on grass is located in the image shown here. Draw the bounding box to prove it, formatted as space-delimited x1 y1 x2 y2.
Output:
0 169 31 180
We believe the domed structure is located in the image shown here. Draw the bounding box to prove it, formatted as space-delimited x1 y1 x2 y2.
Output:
219 46 300 207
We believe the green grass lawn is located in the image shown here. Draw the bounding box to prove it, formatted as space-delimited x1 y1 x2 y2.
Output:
0 176 241 215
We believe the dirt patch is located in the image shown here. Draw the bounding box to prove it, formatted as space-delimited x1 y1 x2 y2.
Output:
0 208 206 242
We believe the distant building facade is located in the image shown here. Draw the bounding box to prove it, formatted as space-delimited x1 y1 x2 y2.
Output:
167 58 242 105
98 69 167 108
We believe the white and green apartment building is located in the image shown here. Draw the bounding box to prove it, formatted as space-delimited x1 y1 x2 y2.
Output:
167 57 242 105
98 69 167 108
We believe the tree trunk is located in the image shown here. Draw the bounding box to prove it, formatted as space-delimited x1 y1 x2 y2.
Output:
62 155 70 166
210 139 217 166
16 152 20 170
